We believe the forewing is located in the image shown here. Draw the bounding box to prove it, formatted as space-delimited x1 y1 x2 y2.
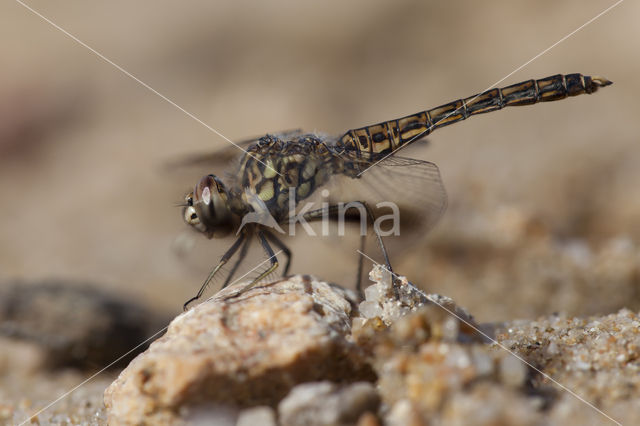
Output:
163 129 304 172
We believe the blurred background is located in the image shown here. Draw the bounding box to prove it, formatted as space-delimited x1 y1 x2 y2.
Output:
0 0 638 325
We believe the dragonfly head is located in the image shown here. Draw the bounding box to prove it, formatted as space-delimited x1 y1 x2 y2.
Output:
183 174 234 238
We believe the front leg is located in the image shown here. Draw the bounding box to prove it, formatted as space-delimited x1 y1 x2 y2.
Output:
183 231 248 310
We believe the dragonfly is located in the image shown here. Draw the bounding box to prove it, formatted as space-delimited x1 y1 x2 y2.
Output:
180 73 611 309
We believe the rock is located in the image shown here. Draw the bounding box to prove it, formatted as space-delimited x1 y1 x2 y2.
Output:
278 381 380 426
386 399 423 426
353 291 537 426
440 383 544 426
353 265 487 345
357 265 430 325
0 280 168 370
370 306 640 425
101 267 640 425
179 404 239 426
236 406 277 426
373 331 533 423
104 275 374 425
497 308 640 423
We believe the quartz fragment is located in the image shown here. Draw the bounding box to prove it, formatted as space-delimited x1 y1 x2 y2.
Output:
356 264 485 343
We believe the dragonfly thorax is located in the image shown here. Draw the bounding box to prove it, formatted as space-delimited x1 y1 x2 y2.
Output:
183 174 235 238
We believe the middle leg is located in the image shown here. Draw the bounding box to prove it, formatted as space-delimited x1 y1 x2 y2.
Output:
263 230 292 276
221 234 252 289
233 229 281 295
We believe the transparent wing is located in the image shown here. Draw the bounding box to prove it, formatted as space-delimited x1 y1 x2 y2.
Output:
357 154 447 233
307 150 447 237
163 129 304 172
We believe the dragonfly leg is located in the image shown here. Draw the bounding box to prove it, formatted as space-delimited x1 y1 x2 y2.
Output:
284 204 365 296
221 234 251 289
356 232 366 299
263 230 291 276
183 231 247 311
355 201 397 298
288 202 393 300
233 230 280 294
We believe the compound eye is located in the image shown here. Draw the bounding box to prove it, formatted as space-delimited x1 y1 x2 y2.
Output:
184 206 200 225
195 175 216 205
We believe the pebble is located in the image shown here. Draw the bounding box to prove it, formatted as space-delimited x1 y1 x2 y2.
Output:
278 381 379 426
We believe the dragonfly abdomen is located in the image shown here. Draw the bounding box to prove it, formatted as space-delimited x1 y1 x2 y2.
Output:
338 73 611 157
